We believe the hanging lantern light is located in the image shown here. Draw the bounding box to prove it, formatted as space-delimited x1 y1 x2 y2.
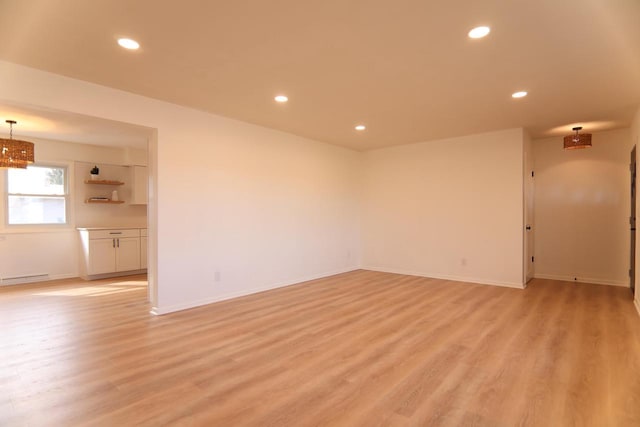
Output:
563 126 592 150
0 120 35 168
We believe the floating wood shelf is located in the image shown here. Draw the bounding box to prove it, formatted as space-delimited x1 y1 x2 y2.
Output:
84 179 124 185
85 199 125 204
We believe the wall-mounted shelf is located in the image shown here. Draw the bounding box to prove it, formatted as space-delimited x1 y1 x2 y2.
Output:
85 199 125 204
84 179 125 185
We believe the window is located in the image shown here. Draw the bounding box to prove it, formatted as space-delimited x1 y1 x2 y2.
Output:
7 165 68 225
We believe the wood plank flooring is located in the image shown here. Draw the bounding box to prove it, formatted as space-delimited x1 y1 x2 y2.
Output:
1 270 639 426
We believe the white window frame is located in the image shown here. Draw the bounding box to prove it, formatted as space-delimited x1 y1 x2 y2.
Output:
5 163 71 228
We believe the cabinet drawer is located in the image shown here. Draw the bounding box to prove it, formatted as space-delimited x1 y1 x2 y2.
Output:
87 229 140 239
140 229 147 237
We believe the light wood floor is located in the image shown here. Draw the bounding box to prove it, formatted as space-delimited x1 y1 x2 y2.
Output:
2 270 640 426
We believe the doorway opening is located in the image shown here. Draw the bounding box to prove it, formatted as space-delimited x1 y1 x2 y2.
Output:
0 99 158 309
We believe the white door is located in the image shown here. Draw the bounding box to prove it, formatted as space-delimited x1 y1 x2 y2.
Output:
89 238 116 275
116 237 141 272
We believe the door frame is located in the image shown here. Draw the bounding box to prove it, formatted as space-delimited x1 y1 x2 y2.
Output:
523 142 535 286
630 145 636 295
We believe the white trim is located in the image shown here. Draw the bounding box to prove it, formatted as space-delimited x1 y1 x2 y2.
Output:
361 266 525 289
47 273 78 282
150 266 360 315
634 298 640 318
5 163 72 229
533 273 628 287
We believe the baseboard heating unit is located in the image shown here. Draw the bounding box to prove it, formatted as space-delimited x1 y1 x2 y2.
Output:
1 273 49 286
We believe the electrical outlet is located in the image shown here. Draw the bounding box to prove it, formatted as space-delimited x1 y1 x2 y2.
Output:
214 271 221 282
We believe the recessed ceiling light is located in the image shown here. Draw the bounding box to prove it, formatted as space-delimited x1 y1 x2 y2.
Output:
355 125 366 131
512 91 528 98
117 38 140 50
468 26 491 39
274 95 288 103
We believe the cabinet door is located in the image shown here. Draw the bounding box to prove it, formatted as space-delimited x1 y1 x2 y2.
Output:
116 237 141 272
89 238 117 275
140 236 148 269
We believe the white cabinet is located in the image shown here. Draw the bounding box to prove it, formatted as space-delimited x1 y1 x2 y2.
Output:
115 237 141 272
78 228 144 279
88 238 118 275
130 166 148 205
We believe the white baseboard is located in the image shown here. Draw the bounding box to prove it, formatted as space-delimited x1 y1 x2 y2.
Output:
81 269 147 281
634 298 640 318
150 266 360 315
533 273 628 288
361 266 524 289
49 273 79 282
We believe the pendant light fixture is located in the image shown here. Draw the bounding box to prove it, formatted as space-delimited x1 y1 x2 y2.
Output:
0 120 35 168
563 126 592 150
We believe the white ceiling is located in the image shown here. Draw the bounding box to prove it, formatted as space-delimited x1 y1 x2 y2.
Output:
0 101 151 149
0 0 638 150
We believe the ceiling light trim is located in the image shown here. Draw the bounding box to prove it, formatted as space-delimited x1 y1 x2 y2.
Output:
468 26 491 39
117 38 140 50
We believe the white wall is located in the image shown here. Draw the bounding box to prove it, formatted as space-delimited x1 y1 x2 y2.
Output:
0 60 361 314
533 129 632 286
152 119 361 313
361 128 525 288
0 137 147 283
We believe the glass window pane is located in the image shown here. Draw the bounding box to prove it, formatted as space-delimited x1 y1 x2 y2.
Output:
8 196 67 224
8 166 65 195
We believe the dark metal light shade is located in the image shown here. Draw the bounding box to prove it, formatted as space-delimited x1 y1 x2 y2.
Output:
564 127 592 150
0 137 35 168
